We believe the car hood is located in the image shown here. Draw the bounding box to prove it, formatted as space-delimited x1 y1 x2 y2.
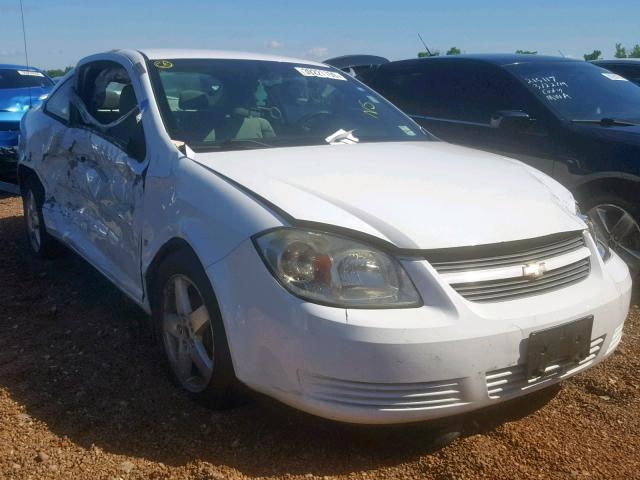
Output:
0 86 51 113
192 141 585 250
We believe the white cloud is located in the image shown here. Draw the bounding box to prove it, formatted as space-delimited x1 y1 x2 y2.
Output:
305 47 329 59
267 40 284 49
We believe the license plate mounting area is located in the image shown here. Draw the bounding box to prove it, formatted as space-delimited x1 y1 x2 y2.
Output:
526 316 594 380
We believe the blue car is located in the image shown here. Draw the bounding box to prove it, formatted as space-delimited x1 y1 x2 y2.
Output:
0 64 54 181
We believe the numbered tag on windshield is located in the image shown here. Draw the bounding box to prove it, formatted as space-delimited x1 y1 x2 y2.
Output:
294 67 346 81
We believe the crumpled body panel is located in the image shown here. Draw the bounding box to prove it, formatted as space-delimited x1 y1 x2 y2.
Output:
23 115 146 300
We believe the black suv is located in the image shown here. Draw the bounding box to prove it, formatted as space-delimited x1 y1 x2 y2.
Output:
592 59 640 86
339 54 640 273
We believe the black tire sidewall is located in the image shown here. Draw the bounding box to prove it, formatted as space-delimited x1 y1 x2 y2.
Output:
151 249 237 408
22 176 53 259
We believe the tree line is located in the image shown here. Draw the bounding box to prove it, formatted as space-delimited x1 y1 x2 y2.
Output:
44 66 73 78
42 42 640 76
417 43 640 60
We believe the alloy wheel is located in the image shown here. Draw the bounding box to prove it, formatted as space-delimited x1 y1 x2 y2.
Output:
161 274 215 392
588 203 640 275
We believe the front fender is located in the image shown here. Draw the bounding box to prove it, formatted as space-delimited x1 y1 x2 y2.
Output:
141 155 285 294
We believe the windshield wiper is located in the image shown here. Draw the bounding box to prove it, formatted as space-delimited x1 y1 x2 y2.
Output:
325 129 359 144
570 118 640 127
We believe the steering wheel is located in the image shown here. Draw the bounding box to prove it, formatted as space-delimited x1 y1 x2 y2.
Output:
256 106 283 121
294 110 333 133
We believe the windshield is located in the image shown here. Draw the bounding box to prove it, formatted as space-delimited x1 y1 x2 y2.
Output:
0 69 53 89
148 59 433 151
506 61 640 123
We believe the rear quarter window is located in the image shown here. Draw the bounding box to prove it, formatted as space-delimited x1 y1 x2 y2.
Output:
44 78 73 122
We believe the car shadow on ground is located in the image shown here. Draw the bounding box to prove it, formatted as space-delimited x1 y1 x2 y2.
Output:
0 206 608 477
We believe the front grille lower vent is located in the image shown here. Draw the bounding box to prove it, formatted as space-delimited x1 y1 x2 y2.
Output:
451 257 590 302
300 373 467 411
485 335 605 399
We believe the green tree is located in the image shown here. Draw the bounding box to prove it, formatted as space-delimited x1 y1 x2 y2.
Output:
45 66 73 78
614 43 628 58
446 47 461 55
515 50 537 55
583 50 602 61
629 44 640 58
418 50 440 57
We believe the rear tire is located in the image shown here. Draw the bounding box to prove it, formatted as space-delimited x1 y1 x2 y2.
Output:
22 176 55 259
583 192 640 276
151 249 237 409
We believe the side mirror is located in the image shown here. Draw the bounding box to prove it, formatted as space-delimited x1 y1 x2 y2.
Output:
490 110 533 130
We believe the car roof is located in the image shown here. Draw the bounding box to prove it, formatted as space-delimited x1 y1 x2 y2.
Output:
378 53 582 70
136 48 326 67
0 63 44 71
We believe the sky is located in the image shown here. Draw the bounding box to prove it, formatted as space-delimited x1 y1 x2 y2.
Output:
1 0 639 70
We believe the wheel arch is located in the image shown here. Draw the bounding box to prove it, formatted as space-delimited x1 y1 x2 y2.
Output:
17 165 42 197
572 175 640 208
144 237 209 309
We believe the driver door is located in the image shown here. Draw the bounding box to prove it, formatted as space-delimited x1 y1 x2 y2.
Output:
70 59 148 301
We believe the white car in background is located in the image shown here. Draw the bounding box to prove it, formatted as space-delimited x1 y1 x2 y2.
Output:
18 49 631 424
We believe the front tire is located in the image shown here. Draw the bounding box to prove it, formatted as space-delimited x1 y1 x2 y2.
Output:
22 176 55 259
152 249 237 409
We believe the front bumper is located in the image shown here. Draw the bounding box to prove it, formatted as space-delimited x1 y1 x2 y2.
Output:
207 237 631 424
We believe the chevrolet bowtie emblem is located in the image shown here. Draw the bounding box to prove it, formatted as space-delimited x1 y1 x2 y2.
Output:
522 262 547 279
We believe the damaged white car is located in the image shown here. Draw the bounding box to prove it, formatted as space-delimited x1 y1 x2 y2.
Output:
18 49 631 424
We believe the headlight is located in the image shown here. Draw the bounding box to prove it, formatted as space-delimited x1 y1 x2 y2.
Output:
580 213 611 261
254 228 422 308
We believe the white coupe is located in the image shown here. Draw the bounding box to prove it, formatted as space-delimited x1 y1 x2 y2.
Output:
18 49 631 424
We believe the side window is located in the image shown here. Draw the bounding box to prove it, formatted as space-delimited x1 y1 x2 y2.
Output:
74 61 146 160
376 62 535 124
366 66 422 113
44 77 73 122
419 63 510 123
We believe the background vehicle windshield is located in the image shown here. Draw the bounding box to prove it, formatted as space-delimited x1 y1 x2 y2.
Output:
0 69 53 89
148 59 432 151
506 61 640 123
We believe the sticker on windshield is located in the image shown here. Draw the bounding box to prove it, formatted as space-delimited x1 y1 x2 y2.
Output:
17 70 44 77
399 125 416 136
294 67 346 81
602 72 628 81
154 60 174 69
358 99 378 118
524 76 571 102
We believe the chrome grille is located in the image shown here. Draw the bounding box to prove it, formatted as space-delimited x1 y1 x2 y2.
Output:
485 335 605 399
430 232 586 273
301 373 467 411
427 231 591 303
451 257 590 302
